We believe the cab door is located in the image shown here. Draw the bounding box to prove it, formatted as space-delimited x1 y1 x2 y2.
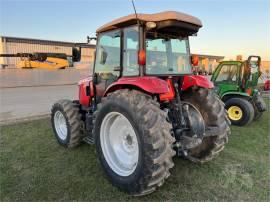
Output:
211 63 241 97
93 30 121 101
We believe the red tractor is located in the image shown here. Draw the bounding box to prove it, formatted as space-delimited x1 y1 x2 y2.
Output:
51 11 230 195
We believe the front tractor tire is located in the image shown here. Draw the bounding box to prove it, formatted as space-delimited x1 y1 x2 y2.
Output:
225 98 254 126
51 99 83 147
182 88 230 163
93 90 175 196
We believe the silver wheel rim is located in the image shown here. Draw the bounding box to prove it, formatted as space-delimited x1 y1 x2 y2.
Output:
54 111 68 140
100 112 139 176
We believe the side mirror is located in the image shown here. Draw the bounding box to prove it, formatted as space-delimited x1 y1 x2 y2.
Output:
72 47 81 62
100 48 108 65
191 55 199 66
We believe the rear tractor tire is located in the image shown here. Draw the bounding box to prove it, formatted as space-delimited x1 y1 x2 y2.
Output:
51 99 84 148
225 98 254 126
93 89 175 196
182 88 230 163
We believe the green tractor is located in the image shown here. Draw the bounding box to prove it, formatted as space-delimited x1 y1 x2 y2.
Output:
211 56 267 126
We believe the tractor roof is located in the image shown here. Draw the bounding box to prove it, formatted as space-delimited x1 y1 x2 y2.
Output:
96 11 202 33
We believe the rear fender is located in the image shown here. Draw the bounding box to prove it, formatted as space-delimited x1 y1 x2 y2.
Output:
104 76 169 96
182 75 214 91
221 92 251 102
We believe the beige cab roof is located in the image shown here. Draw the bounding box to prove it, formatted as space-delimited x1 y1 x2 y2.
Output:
96 11 202 33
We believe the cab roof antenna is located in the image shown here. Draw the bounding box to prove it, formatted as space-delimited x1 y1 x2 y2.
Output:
131 0 140 25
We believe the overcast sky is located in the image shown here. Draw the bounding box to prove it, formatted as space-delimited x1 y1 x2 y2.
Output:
0 0 269 60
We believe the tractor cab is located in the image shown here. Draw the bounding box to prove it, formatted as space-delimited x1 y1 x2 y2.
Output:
91 11 203 99
211 61 242 96
211 56 261 98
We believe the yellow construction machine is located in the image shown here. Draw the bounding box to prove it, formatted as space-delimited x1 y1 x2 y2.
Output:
0 52 71 70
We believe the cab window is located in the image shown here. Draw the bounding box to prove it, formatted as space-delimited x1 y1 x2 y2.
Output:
145 36 191 75
94 30 121 78
216 64 239 83
123 26 139 76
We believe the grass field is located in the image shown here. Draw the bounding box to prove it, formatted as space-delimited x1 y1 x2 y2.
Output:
1 101 269 201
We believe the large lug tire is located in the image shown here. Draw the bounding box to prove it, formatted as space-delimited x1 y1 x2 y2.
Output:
182 88 230 163
225 98 254 126
93 89 175 196
51 99 83 148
